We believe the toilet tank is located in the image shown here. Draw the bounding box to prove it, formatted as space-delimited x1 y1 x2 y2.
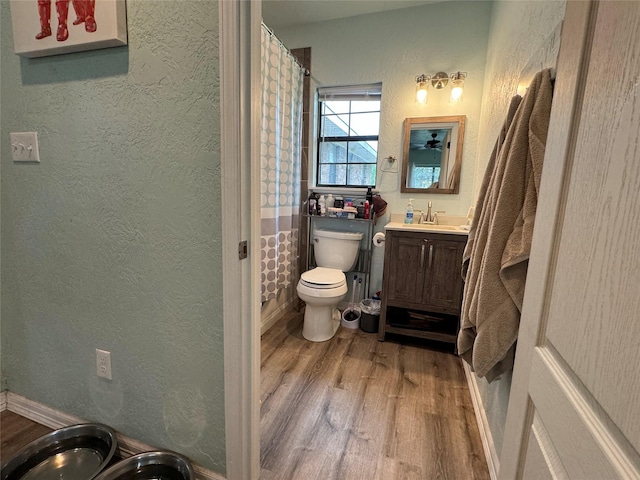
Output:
313 229 364 272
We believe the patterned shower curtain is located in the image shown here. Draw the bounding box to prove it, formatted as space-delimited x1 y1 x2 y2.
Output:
260 24 304 303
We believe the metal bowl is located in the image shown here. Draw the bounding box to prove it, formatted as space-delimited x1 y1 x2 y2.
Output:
1 423 118 480
93 452 195 480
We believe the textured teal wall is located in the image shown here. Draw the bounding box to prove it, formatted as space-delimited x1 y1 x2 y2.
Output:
0 0 225 473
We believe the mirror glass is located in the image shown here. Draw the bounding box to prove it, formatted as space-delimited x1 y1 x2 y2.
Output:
401 116 466 194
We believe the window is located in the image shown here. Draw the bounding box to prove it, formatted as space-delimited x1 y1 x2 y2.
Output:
410 165 441 189
316 83 381 187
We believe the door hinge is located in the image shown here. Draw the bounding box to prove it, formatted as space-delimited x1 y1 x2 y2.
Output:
238 240 248 260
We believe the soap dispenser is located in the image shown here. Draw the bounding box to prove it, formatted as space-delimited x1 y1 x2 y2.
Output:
404 198 414 224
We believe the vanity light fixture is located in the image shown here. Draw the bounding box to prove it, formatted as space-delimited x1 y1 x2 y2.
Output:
431 72 449 89
415 74 430 104
415 71 468 104
450 71 467 104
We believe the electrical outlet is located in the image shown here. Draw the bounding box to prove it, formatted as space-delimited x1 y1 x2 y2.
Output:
10 132 40 162
96 349 112 380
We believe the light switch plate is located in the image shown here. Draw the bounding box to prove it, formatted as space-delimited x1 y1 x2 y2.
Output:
10 132 40 162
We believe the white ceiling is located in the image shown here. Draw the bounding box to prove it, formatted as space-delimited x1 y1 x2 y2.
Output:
262 0 449 29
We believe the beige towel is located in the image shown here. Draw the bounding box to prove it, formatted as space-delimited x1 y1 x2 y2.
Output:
458 69 553 381
462 94 522 281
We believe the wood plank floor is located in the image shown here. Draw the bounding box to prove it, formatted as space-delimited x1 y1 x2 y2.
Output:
260 310 489 480
0 410 52 464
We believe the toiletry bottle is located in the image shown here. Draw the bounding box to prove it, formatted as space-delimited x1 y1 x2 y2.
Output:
309 193 317 215
364 200 370 219
366 187 373 204
326 194 334 212
404 198 414 224
366 187 375 215
319 195 326 216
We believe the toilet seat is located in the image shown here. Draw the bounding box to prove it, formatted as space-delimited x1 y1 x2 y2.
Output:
299 267 346 289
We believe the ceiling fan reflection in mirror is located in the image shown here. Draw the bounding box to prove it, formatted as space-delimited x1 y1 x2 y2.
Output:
425 132 441 149
411 132 443 151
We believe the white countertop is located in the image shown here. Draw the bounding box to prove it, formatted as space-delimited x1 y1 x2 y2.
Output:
384 222 469 236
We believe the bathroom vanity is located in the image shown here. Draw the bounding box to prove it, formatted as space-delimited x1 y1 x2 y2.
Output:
379 221 468 347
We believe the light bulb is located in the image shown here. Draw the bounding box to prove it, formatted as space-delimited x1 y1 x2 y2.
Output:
449 73 466 104
416 85 428 104
450 84 463 103
415 75 429 105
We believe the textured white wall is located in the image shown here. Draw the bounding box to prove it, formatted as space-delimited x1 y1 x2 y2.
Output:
0 1 225 473
273 1 493 294
473 0 566 460
474 0 567 199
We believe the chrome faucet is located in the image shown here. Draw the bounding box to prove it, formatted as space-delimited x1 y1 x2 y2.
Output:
423 201 433 223
421 202 446 225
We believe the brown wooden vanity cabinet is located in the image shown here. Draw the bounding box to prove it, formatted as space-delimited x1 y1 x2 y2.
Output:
378 230 466 346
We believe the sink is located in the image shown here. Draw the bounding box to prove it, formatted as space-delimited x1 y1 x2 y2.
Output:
404 224 460 231
384 221 469 235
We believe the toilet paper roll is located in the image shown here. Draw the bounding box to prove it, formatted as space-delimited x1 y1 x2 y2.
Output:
373 232 386 247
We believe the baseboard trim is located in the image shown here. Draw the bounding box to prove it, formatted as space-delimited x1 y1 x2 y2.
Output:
1 390 7 411
5 392 225 480
261 294 295 335
463 363 499 480
7 392 81 429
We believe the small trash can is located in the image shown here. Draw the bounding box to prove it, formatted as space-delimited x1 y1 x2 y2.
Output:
359 298 381 333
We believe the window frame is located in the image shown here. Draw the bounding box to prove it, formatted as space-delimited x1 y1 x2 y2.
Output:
315 84 382 188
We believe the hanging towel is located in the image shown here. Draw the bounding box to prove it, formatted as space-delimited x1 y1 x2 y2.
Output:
458 69 553 381
462 94 522 281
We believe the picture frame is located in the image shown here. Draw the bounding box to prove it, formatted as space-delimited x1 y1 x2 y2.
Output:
10 0 127 58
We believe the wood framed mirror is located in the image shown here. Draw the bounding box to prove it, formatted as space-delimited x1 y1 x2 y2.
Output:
401 115 466 194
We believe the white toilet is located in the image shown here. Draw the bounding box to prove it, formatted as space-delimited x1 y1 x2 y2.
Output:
297 229 364 342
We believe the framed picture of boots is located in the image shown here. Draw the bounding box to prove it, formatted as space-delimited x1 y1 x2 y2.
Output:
10 0 127 58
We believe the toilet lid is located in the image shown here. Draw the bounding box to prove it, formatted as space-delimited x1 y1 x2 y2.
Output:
300 267 346 289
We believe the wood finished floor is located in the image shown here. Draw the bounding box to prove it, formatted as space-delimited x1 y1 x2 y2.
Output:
0 410 52 464
260 310 489 480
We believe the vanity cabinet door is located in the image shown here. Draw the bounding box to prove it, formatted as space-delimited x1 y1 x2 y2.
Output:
384 233 426 304
379 230 466 344
422 237 465 314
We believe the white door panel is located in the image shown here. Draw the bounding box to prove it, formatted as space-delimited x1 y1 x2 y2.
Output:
543 0 640 451
530 347 638 478
522 430 554 480
522 413 567 480
500 1 640 478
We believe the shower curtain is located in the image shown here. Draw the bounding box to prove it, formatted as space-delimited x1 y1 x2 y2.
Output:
260 24 304 303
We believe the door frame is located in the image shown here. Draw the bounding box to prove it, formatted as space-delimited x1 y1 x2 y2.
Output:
220 0 262 478
498 1 595 477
